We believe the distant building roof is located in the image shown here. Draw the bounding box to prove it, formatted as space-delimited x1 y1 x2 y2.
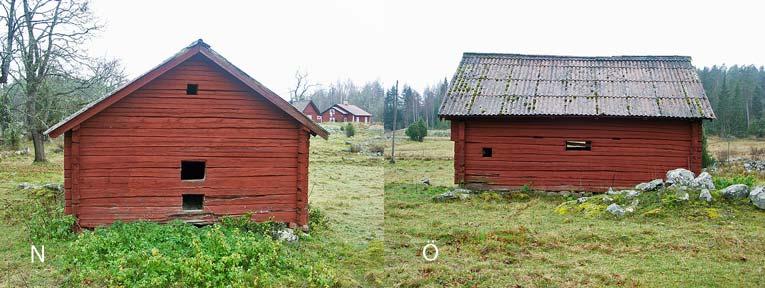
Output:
439 53 715 119
291 100 317 113
328 103 371 116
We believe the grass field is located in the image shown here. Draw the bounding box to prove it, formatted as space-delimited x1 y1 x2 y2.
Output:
384 132 765 287
0 122 384 287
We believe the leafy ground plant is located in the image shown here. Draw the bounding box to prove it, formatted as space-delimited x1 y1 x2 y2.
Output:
60 220 337 287
1 123 385 287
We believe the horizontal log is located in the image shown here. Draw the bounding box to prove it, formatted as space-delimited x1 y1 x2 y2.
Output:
79 175 297 189
77 194 296 207
79 167 297 178
77 211 297 228
82 115 296 130
79 147 298 158
78 187 298 199
78 156 297 168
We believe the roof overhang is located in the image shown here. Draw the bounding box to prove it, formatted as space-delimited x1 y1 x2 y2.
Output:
45 39 329 139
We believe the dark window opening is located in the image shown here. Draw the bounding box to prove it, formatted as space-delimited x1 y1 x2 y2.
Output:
186 84 198 95
182 194 204 210
565 140 592 151
181 160 206 180
482 147 493 157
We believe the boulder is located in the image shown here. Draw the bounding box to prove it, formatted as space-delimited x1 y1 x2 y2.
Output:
602 196 614 203
721 184 749 199
699 189 713 202
692 172 715 190
576 197 589 204
43 183 63 192
433 190 470 202
677 191 690 201
749 186 765 209
274 228 298 242
606 187 622 195
421 177 431 186
666 168 695 187
635 179 664 192
17 182 36 190
625 199 640 213
433 191 457 202
454 188 472 194
624 190 641 199
606 203 625 217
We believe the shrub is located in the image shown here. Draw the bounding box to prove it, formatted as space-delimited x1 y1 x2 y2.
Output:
308 205 330 231
701 131 715 167
344 123 355 137
405 119 427 142
61 220 338 287
714 175 756 188
2 123 21 149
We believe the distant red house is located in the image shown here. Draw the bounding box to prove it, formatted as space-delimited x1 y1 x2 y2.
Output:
439 53 716 192
291 100 320 121
320 102 371 123
45 40 328 228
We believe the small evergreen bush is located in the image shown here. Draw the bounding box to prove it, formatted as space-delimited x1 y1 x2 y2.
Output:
405 119 427 142
344 123 355 137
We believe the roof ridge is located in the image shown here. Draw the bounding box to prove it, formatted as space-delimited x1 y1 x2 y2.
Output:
462 52 692 61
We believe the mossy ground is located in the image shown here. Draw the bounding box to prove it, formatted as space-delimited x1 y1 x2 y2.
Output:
384 133 765 287
0 122 384 287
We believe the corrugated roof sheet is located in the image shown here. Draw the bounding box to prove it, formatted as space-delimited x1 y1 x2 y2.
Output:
438 53 715 119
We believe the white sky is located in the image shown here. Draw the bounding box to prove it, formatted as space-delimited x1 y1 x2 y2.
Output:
87 0 765 99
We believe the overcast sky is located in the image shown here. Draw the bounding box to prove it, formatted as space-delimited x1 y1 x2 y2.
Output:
87 0 765 99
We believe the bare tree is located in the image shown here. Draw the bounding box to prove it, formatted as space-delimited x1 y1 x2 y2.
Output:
289 70 318 102
0 0 18 84
15 0 101 162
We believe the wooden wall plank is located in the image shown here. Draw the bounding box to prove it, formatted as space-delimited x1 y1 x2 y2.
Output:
458 118 699 192
70 55 304 228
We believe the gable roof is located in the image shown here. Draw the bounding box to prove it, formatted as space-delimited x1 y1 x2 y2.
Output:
439 53 716 119
291 100 318 113
330 103 372 116
45 39 329 139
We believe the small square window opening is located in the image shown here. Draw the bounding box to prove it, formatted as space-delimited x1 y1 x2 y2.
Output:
181 160 205 180
482 147 493 157
182 194 204 210
186 84 198 95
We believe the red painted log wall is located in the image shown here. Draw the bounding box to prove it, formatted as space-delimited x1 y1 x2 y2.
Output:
64 55 310 228
451 118 703 192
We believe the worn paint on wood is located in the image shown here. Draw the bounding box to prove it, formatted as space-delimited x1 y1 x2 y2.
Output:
451 117 703 192
62 54 312 228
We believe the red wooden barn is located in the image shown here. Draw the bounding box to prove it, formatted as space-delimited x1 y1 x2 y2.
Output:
439 53 716 192
319 102 372 123
45 40 329 228
291 99 321 121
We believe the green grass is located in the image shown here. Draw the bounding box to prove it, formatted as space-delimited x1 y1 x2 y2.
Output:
0 122 384 287
383 136 765 287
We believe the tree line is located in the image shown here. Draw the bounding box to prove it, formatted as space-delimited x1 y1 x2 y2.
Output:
698 65 765 137
0 2 762 163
